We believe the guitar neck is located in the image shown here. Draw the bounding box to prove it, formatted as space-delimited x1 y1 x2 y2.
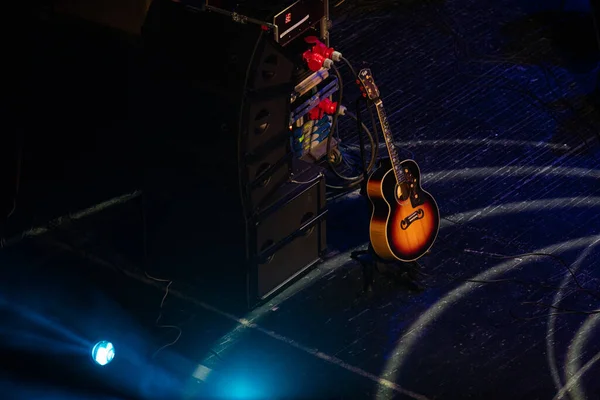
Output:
374 99 405 183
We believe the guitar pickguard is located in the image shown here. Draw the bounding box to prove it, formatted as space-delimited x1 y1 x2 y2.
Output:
400 163 425 208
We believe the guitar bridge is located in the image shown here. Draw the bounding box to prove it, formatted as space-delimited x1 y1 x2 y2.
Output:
400 208 425 230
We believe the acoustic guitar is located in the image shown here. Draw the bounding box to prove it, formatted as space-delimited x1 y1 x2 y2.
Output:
357 68 440 262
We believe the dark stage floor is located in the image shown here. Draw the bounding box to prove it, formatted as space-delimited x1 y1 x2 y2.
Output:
4 0 600 399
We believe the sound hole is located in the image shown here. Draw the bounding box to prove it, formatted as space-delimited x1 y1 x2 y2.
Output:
254 109 270 135
262 54 278 80
260 240 275 264
256 163 272 187
300 212 315 236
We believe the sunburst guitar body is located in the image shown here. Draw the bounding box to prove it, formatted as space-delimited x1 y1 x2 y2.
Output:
367 158 439 261
358 68 440 262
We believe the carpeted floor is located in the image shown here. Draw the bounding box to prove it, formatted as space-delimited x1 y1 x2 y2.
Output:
3 1 600 399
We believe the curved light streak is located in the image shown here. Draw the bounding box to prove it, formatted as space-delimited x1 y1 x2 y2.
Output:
546 238 600 396
195 194 600 398
345 139 571 151
423 166 600 184
1 190 141 249
394 139 571 150
439 197 600 227
376 235 600 400
184 246 433 400
203 197 600 367
199 245 363 363
554 349 600 400
561 314 600 400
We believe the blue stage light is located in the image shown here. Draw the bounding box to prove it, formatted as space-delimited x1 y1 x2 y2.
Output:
91 341 115 366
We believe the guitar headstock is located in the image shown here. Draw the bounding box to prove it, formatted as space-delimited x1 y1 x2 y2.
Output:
357 68 380 102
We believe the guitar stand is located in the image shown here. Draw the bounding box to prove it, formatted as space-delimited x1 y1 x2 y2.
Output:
351 245 426 294
351 96 426 296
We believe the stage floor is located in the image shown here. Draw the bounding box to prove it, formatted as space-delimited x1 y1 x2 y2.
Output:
3 0 600 399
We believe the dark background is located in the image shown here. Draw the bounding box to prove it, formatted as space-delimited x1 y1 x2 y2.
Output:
3 1 600 399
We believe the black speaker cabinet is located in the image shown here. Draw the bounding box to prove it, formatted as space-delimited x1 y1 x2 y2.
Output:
250 160 327 302
144 160 326 310
141 2 328 310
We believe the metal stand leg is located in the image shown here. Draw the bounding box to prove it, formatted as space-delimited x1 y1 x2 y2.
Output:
351 245 426 294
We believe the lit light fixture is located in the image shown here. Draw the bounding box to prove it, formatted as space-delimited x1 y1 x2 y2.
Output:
91 340 115 366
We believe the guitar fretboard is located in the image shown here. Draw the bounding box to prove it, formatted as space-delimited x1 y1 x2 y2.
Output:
374 99 406 183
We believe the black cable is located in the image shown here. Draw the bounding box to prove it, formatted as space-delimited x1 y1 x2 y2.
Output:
429 239 600 320
344 110 379 165
461 249 600 299
340 56 358 78
326 65 361 182
523 301 600 314
511 301 600 322
326 109 377 190
427 251 596 294
344 111 375 141
345 57 368 180
510 308 588 321
437 217 600 298
325 64 378 190
355 97 370 194
325 57 381 191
